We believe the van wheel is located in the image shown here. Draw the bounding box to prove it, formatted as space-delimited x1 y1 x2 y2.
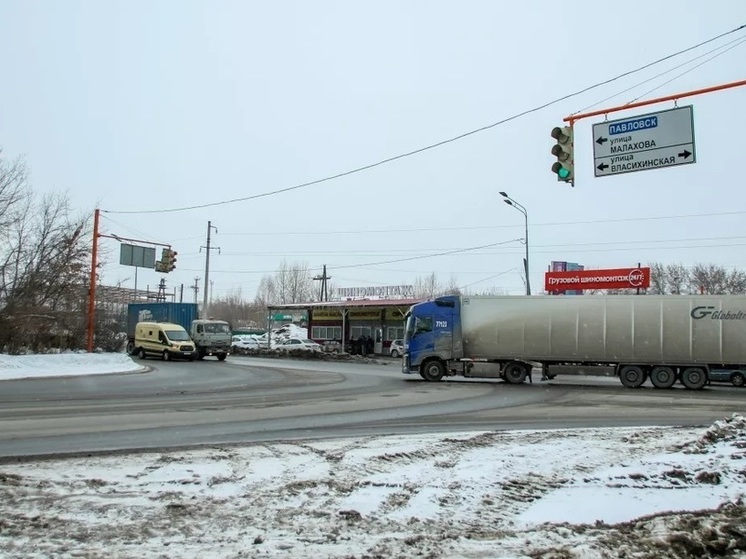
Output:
504 361 529 384
217 353 227 362
138 348 146 360
162 350 171 362
650 366 677 389
619 365 646 388
732 372 745 387
421 360 445 382
680 367 706 390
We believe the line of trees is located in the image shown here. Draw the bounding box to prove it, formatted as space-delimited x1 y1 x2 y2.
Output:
647 262 746 295
0 151 94 353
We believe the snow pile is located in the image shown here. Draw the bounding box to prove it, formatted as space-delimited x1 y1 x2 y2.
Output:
255 323 309 347
0 352 142 381
1 418 745 558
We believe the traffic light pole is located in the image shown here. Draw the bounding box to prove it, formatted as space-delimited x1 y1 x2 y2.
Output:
564 78 746 125
86 207 175 352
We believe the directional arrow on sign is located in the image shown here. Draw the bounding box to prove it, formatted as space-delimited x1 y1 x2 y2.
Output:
596 136 608 145
678 150 692 159
597 163 609 171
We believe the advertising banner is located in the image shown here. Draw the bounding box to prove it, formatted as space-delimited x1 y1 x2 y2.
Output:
544 267 650 292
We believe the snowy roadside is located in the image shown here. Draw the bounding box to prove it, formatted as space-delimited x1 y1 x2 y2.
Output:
0 352 143 380
1 415 745 558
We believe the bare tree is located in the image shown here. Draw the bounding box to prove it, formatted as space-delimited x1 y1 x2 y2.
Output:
665 263 689 295
689 264 746 295
413 272 441 299
255 260 314 305
0 150 28 232
0 187 90 352
647 262 667 294
689 264 728 295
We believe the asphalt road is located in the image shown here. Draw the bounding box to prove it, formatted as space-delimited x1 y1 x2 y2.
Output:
0 355 743 460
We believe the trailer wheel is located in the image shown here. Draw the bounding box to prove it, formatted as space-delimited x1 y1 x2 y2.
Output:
680 367 707 390
504 362 529 384
619 365 646 388
126 341 135 355
731 372 745 387
421 360 445 382
650 366 677 389
217 353 227 362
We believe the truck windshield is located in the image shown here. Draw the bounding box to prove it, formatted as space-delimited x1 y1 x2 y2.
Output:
165 330 191 342
205 323 231 334
404 312 414 340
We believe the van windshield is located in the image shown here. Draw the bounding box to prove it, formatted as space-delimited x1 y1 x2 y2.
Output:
165 329 191 342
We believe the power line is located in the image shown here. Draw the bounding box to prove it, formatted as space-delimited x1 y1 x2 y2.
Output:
626 37 746 104
103 24 746 216
213 209 746 237
574 34 746 114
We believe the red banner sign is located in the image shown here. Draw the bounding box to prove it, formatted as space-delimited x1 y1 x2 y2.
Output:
544 267 651 292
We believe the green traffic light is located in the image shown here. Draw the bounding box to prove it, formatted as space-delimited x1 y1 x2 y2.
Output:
558 167 570 179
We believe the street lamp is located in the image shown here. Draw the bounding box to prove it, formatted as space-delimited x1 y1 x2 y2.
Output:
499 191 530 296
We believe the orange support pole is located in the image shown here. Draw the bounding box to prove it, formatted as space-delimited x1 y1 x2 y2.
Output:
86 208 100 352
565 78 746 124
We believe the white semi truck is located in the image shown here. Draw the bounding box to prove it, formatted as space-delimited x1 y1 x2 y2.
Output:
402 295 746 390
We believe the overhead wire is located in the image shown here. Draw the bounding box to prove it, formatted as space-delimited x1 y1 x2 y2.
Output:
625 36 746 104
573 34 746 115
213 209 746 237
101 24 746 216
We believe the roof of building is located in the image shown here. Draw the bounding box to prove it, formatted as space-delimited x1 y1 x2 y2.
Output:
267 298 424 310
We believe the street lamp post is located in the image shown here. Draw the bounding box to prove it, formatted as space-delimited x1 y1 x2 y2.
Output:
499 191 530 296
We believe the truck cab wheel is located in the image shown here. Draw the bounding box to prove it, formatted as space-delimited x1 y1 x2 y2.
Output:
619 365 647 388
421 360 445 382
680 367 706 390
503 362 529 384
650 366 677 389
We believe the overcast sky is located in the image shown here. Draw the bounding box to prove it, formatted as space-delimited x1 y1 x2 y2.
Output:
1 1 745 301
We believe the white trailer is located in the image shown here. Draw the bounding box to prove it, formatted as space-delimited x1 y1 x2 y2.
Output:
402 295 746 389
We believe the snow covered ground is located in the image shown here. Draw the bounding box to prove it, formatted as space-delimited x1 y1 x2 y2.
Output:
1 354 745 558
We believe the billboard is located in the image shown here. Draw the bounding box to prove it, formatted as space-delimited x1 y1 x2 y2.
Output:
545 266 650 292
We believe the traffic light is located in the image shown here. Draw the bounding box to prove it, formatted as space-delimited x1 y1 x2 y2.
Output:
551 125 574 184
164 248 177 272
154 248 177 273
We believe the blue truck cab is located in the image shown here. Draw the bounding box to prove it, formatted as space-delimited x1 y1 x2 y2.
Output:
403 296 461 381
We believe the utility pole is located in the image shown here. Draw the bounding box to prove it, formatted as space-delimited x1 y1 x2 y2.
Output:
313 265 332 302
200 221 220 316
191 277 200 304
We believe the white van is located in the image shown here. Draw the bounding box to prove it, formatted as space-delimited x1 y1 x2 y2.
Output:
133 322 196 361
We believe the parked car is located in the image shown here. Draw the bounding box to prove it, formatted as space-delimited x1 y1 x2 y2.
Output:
389 339 404 358
708 369 745 387
231 335 260 354
277 338 322 352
